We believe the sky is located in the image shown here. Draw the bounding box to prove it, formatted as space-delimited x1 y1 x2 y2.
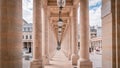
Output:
89 0 102 26
22 0 102 26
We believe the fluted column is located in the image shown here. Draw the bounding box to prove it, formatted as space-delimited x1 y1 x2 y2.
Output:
30 0 43 68
0 0 22 68
78 0 92 68
71 7 79 65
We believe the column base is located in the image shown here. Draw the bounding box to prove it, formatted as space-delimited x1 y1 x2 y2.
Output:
71 54 79 65
30 59 43 68
43 56 49 65
78 59 92 68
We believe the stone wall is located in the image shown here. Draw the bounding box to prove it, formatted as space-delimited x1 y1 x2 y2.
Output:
102 0 120 68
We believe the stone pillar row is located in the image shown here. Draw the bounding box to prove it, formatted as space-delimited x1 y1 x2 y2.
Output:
0 0 92 68
48 24 57 59
61 25 71 59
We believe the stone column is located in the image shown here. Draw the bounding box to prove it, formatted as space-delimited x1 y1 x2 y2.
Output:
78 0 92 68
71 7 79 65
0 0 22 68
68 19 72 60
30 0 43 68
42 6 49 65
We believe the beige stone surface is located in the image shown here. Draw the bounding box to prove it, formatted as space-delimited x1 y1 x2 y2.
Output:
102 0 120 68
0 0 22 68
78 0 92 68
42 5 50 65
30 0 43 68
61 25 70 57
1 0 120 68
45 51 73 68
48 23 57 59
71 7 79 65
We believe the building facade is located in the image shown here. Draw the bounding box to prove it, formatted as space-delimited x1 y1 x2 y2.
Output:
22 20 33 54
90 26 102 54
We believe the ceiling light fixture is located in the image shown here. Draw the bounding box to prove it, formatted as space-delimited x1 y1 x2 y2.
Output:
56 0 66 50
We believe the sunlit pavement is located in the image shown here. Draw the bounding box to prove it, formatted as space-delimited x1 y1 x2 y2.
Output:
90 51 102 68
45 51 73 68
23 51 102 68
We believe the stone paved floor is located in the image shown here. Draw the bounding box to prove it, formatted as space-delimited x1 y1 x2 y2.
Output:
23 51 102 68
90 52 102 68
44 51 73 68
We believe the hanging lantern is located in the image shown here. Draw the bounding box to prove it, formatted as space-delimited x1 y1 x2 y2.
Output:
58 35 61 40
56 0 66 48
58 27 62 32
58 32 62 35
57 0 66 8
58 18 63 27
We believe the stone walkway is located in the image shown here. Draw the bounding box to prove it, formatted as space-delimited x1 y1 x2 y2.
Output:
23 51 102 68
90 52 102 68
45 51 73 68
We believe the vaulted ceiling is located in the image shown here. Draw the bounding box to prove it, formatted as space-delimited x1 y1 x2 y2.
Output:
46 0 76 41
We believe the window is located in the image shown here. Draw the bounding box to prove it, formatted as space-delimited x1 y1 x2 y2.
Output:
26 35 28 39
31 27 32 31
24 28 26 31
30 35 32 39
28 27 30 31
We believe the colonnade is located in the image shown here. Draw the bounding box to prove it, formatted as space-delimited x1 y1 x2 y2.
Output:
30 0 57 68
61 0 92 67
1 0 120 68
0 0 92 68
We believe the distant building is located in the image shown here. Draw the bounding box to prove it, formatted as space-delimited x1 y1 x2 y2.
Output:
78 24 102 54
22 20 33 53
90 26 97 38
90 26 102 54
22 22 102 54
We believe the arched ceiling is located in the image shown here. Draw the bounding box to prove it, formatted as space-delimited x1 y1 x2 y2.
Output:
46 0 79 41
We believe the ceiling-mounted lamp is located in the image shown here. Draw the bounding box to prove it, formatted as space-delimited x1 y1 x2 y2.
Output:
58 27 62 32
56 0 66 50
57 0 66 9
58 18 63 27
58 32 62 35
